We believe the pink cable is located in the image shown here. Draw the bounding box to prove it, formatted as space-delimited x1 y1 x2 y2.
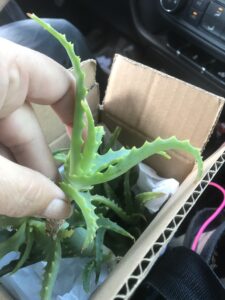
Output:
191 182 225 251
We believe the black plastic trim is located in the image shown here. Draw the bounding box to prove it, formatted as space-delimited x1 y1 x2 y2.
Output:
129 0 225 103
158 1 225 63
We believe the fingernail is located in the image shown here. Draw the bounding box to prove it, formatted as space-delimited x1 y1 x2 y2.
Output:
42 198 72 219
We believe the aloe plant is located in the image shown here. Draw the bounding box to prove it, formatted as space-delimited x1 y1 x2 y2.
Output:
0 15 203 300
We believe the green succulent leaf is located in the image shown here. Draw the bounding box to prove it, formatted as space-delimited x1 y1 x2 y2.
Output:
80 100 104 172
0 223 26 260
82 259 95 293
62 227 95 258
41 239 61 300
28 13 87 176
95 228 106 283
70 137 203 188
135 192 165 203
10 226 34 275
103 182 120 203
92 195 137 223
60 183 99 249
124 170 133 213
53 148 69 164
0 259 21 277
97 217 134 241
101 126 122 154
0 216 26 230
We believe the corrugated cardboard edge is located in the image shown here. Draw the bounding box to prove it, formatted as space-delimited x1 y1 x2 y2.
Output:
101 54 224 182
91 143 225 300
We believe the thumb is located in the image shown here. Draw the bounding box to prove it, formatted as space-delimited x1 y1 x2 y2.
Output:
0 155 71 219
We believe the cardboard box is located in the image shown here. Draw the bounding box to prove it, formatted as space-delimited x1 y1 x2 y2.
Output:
1 55 224 299
92 144 225 300
91 55 225 300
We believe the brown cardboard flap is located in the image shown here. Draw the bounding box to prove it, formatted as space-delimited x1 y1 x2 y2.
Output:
87 83 100 123
102 55 224 181
69 59 97 90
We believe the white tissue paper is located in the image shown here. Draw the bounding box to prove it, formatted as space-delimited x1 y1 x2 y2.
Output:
1 162 179 299
1 257 108 300
134 163 179 213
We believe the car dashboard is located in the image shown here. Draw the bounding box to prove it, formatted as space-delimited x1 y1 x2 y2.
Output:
17 0 225 121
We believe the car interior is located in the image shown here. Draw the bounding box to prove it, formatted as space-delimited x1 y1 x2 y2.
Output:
2 0 225 298
15 0 225 153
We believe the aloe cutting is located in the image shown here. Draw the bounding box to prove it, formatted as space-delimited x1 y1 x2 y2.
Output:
0 15 203 300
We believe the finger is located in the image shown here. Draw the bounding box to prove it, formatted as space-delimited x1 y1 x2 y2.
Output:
27 62 75 126
16 39 75 125
0 155 71 219
0 38 75 125
0 103 57 180
0 144 15 161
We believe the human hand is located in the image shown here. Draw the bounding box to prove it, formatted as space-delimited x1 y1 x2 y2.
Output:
0 38 74 219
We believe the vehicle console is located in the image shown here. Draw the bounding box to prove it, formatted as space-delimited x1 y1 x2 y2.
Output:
131 0 225 115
